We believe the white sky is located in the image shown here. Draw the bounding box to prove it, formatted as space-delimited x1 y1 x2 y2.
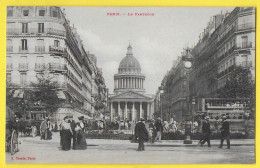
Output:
63 7 235 95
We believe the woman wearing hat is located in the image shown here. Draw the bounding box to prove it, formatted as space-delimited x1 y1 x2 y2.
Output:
60 116 73 151
74 116 87 150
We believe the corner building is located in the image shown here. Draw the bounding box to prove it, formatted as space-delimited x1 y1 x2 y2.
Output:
109 44 153 122
6 6 107 122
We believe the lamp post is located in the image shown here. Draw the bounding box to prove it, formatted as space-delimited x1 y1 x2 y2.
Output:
182 47 193 144
159 87 164 120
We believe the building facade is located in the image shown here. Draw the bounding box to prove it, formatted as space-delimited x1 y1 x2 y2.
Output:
6 6 107 122
156 7 255 124
109 44 154 122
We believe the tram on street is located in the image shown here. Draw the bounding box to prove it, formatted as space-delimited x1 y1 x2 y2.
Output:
196 98 253 132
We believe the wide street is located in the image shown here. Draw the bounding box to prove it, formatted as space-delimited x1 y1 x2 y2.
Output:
6 132 254 164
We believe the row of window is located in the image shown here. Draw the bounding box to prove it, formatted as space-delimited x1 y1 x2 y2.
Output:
21 23 44 33
7 8 61 18
6 72 62 87
218 57 236 72
7 39 60 51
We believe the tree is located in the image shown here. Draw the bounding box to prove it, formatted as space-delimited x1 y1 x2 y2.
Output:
218 66 255 114
218 66 255 99
30 71 60 115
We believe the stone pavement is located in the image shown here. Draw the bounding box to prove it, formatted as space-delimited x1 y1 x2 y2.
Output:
5 132 255 164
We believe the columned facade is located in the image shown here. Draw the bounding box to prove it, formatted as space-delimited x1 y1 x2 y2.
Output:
110 101 152 122
109 44 154 122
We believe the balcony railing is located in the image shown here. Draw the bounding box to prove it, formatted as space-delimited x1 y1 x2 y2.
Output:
217 26 236 45
19 46 29 52
7 28 66 37
6 63 12 70
237 61 253 68
49 46 66 55
6 46 13 52
217 65 235 78
235 42 253 49
19 63 28 71
35 46 45 53
237 23 255 31
35 63 45 71
48 63 66 71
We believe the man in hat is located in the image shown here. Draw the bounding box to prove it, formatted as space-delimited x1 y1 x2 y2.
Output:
200 116 211 147
69 116 77 149
218 115 230 149
154 117 163 142
134 118 149 151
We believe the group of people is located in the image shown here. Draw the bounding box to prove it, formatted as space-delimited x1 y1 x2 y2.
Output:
59 115 87 151
134 117 165 151
135 115 231 151
40 117 53 140
199 115 230 149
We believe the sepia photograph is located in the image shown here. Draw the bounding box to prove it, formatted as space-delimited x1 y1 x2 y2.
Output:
5 6 255 164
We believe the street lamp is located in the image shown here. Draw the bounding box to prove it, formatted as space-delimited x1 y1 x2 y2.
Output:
159 87 164 120
182 47 193 144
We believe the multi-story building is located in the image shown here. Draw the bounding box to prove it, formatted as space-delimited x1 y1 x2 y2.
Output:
154 50 192 123
6 6 107 122
157 7 255 123
216 7 255 89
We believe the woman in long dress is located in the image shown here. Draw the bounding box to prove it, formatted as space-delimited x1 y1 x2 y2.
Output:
75 116 87 150
60 116 73 151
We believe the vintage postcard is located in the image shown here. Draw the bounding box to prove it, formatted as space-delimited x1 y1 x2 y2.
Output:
3 5 256 166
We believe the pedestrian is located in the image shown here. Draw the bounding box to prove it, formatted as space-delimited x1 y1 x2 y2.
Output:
31 124 37 138
69 117 77 149
60 116 73 151
40 117 51 140
218 115 231 149
200 116 211 147
154 117 163 142
74 116 87 150
148 119 156 143
134 118 149 151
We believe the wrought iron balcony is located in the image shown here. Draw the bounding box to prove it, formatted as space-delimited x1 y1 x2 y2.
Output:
48 63 66 72
49 46 66 55
19 63 28 71
35 46 45 53
241 61 253 68
237 23 255 31
7 28 66 37
235 42 253 49
19 46 29 53
35 63 45 71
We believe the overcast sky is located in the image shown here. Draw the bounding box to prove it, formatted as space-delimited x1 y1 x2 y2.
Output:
63 7 235 95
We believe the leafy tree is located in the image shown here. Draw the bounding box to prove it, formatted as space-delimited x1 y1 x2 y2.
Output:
218 66 255 99
30 71 59 115
218 66 255 114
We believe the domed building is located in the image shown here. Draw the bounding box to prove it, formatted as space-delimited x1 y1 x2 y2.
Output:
109 44 154 122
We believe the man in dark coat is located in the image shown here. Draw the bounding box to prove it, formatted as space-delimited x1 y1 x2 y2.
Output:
134 118 149 151
200 116 211 147
154 117 163 142
218 115 230 149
